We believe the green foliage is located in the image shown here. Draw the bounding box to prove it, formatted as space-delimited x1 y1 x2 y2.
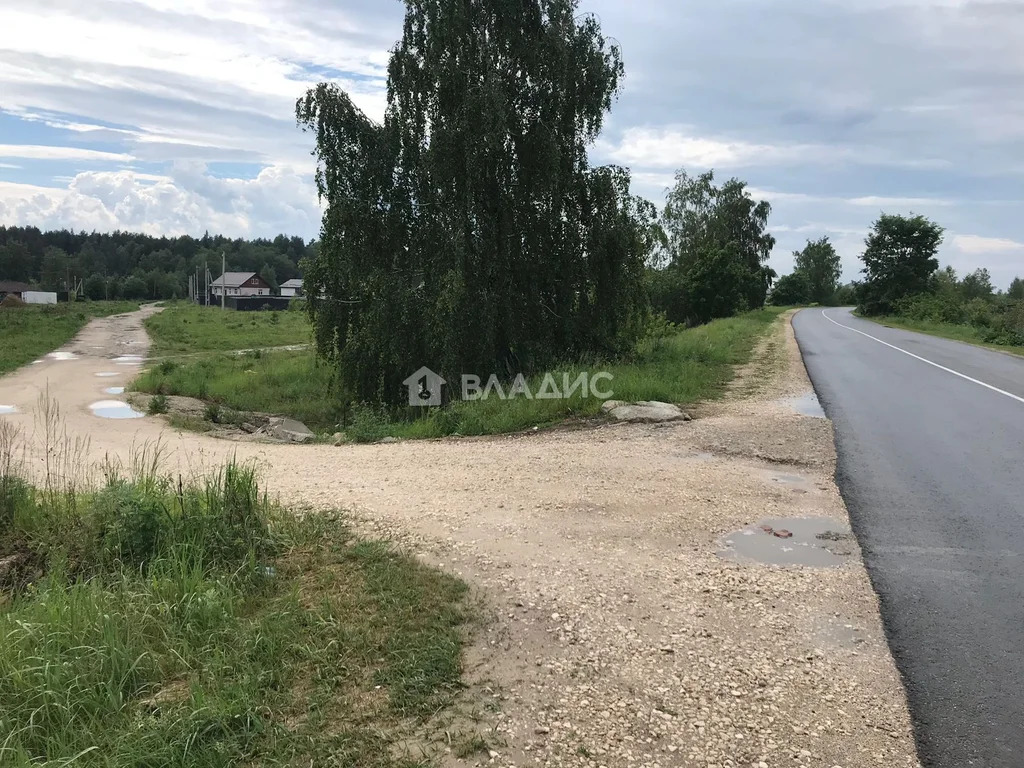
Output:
0 457 471 767
770 271 812 306
142 309 781 440
793 237 841 304
146 393 169 415
656 169 776 324
143 303 311 356
960 268 994 301
297 0 655 406
0 226 310 302
346 403 392 443
887 265 1024 351
1009 277 1024 301
858 213 944 315
134 350 343 432
0 302 140 376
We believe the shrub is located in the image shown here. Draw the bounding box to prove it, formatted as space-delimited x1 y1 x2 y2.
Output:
147 393 169 415
204 402 222 423
347 403 392 443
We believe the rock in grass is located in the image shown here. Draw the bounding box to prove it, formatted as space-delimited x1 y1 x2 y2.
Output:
601 400 691 424
267 416 315 443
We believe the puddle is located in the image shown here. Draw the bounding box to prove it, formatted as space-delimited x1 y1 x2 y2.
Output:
88 400 144 420
113 355 144 365
47 351 77 361
95 372 120 378
720 517 855 568
31 359 43 365
104 387 125 395
0 405 16 415
781 390 826 418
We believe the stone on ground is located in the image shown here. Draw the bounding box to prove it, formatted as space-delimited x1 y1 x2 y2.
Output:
601 400 691 423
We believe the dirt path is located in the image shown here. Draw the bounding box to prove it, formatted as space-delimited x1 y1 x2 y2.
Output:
0 307 920 767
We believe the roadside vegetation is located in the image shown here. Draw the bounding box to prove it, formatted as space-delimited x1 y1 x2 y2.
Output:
0 301 140 376
0 418 472 766
144 302 311 356
792 212 1024 352
134 308 782 439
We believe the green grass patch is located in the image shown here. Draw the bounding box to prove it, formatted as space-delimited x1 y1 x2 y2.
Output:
0 427 470 767
136 308 782 440
145 303 312 356
134 349 344 430
867 315 1024 357
0 301 140 376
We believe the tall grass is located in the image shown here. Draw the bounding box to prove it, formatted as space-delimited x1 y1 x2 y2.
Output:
0 301 140 375
144 303 312 356
0 411 471 766
135 308 783 439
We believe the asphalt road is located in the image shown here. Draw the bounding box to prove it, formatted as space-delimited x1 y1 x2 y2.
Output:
793 307 1024 767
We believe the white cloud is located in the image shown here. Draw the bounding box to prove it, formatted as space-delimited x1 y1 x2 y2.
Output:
0 145 134 162
951 234 1024 255
0 166 321 239
846 196 955 208
599 127 818 169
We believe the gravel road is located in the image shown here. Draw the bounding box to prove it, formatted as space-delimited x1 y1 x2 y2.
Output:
0 307 920 767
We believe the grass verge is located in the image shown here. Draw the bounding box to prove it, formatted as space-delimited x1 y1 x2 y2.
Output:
145 302 312 356
866 315 1024 357
0 301 140 376
0 420 471 767
135 308 784 440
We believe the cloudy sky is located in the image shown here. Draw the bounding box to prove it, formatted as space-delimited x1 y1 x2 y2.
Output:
1 0 1022 286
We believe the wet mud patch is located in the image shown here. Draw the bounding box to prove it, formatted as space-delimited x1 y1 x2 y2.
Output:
779 390 826 418
719 517 856 568
89 400 145 420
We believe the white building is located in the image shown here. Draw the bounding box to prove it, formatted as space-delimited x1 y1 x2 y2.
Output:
279 278 304 298
211 272 272 298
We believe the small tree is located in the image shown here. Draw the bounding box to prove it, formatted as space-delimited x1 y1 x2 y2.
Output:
793 237 841 304
960 268 994 301
83 273 107 300
771 271 812 306
1009 277 1024 301
858 214 944 315
659 169 776 323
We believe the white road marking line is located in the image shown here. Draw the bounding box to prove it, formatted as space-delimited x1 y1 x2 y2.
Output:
820 309 1024 407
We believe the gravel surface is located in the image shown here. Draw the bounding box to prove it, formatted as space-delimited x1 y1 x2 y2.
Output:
0 308 920 767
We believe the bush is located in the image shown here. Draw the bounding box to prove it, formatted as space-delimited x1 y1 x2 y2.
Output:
346 403 392 443
147 393 169 414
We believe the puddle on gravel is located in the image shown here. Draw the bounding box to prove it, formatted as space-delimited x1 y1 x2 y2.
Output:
47 351 77 361
104 387 125 395
0 405 16 415
89 400 144 420
720 517 855 568
780 390 826 418
95 372 120 378
113 355 144 365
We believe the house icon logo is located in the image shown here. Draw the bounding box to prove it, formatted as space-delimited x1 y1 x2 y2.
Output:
403 366 446 407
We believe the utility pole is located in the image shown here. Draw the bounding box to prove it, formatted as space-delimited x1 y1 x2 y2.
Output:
204 261 209 306
221 252 226 311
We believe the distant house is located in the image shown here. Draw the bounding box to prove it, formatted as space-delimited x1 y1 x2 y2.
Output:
279 278 304 298
211 272 272 298
0 280 31 300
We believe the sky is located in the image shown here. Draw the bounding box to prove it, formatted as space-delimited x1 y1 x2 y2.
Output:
1 0 1022 287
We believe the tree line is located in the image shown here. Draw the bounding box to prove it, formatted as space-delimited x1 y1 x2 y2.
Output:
0 227 312 300
772 212 1024 346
